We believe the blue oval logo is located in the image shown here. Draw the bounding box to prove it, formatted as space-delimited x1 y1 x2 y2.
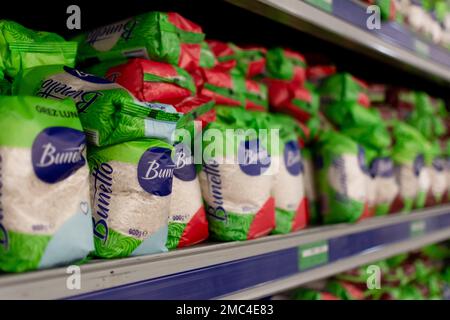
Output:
137 147 175 196
238 139 271 176
32 127 86 184
414 154 425 176
173 143 196 182
284 140 303 176
433 157 445 172
357 146 370 175
370 157 394 178
63 66 113 84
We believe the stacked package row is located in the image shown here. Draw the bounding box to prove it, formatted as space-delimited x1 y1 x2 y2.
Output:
0 9 449 274
0 12 311 273
0 14 217 272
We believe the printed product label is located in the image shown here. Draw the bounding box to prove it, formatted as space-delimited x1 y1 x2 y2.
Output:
305 0 333 13
371 157 394 178
414 39 430 57
202 159 227 222
410 220 426 237
37 67 121 113
137 147 175 197
284 140 303 176
238 139 271 176
91 162 113 242
86 18 136 51
32 127 86 184
63 67 113 84
122 47 150 59
173 143 196 182
298 240 329 270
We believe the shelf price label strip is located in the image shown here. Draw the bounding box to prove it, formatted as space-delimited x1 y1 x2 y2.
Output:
304 0 333 13
15 209 450 300
298 240 329 271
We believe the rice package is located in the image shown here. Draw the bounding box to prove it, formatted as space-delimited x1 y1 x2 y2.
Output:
73 12 206 71
315 130 369 224
206 40 266 77
0 20 77 80
319 73 370 108
370 155 399 215
199 107 275 241
265 47 307 85
104 58 196 104
245 79 268 112
269 114 308 234
88 139 174 258
0 96 93 272
406 93 447 207
196 67 246 107
390 121 431 212
12 65 180 146
166 143 208 249
166 97 214 250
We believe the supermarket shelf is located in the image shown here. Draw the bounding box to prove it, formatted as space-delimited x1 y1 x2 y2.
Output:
222 226 450 299
226 0 450 85
1 205 450 300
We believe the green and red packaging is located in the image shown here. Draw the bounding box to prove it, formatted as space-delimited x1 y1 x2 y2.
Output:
389 121 433 212
195 67 246 107
73 12 206 72
269 113 308 234
0 20 77 80
245 79 268 111
206 40 266 78
199 107 275 241
104 58 196 104
265 47 307 85
306 64 336 87
315 130 370 224
319 73 370 108
167 96 215 249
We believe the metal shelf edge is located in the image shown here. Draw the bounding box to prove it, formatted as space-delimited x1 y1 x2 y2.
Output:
225 0 450 84
219 226 450 300
0 205 449 299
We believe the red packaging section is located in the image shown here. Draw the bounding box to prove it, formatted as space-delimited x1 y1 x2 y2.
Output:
167 12 204 72
105 58 195 104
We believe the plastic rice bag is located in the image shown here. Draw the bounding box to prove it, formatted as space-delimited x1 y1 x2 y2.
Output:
0 96 93 272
